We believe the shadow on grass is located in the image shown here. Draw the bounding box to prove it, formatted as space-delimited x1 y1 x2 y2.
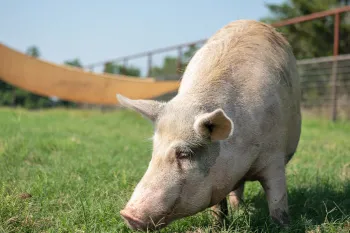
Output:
173 180 350 232
241 180 350 232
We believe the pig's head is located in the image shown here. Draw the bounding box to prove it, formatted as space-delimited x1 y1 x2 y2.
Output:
117 94 234 231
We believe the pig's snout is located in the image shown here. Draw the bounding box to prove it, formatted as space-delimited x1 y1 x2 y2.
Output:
120 208 167 231
120 209 147 231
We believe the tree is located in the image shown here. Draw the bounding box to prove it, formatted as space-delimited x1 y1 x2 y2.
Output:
149 45 200 79
261 0 350 59
261 0 350 109
26 46 40 58
64 58 83 68
150 56 178 77
103 62 140 77
183 44 199 64
181 44 200 72
119 65 140 76
0 80 15 105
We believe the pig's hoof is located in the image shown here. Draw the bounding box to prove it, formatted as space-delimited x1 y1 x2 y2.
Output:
210 211 226 228
210 199 229 228
271 209 290 227
211 213 225 227
211 211 229 229
212 217 229 230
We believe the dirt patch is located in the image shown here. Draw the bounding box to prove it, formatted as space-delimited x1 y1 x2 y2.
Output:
19 193 32 199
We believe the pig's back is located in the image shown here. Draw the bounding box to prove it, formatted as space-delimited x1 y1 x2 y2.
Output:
179 20 301 162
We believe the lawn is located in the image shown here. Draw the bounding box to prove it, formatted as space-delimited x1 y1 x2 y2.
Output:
0 108 349 233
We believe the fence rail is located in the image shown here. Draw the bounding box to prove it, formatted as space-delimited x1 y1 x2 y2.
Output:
86 6 350 79
146 54 350 120
297 54 350 120
84 6 350 120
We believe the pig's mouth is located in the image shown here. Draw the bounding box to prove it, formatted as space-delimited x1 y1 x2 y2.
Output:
120 195 186 231
120 210 146 230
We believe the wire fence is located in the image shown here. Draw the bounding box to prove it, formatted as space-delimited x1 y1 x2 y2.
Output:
84 6 350 120
149 54 350 121
86 6 350 79
297 54 350 120
85 54 350 120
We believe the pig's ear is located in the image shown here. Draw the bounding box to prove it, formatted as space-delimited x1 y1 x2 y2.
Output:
116 94 165 122
194 109 234 141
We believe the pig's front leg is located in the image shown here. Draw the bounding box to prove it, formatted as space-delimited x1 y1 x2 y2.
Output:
258 161 290 227
210 198 228 226
210 182 245 226
228 183 245 208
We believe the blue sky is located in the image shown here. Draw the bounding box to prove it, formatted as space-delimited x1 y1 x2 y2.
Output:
1 0 283 75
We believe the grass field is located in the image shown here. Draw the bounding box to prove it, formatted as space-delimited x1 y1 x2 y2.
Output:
0 107 349 233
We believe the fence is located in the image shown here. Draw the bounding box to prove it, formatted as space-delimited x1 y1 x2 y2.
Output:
86 6 350 74
297 54 350 120
85 6 350 120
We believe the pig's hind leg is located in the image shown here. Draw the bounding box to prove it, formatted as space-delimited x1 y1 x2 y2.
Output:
258 159 290 227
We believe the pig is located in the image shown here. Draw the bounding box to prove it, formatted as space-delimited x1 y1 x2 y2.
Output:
117 19 301 231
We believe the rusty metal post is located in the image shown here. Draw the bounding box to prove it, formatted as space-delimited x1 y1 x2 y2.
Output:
330 13 340 121
177 46 183 75
147 53 152 76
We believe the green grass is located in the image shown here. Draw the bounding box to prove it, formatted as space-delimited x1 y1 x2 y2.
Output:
0 107 349 233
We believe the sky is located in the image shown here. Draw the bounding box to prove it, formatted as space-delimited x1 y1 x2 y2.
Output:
1 0 283 75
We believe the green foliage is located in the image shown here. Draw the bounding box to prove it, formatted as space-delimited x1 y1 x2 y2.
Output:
183 44 199 64
103 62 140 76
150 56 178 77
25 46 40 58
64 58 83 68
0 81 15 106
150 45 200 78
261 0 350 59
13 88 52 109
262 0 350 109
0 108 349 232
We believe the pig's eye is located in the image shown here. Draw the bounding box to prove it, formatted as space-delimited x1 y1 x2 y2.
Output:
175 151 190 160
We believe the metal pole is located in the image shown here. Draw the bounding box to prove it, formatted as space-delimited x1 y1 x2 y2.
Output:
330 13 340 121
147 53 152 77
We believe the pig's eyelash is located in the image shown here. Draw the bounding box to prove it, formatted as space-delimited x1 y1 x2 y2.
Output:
184 147 195 155
175 150 191 159
176 146 195 156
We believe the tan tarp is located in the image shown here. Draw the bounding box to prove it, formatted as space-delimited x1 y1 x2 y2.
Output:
0 43 180 105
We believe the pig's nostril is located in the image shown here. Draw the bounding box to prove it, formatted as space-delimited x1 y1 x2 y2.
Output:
120 209 146 230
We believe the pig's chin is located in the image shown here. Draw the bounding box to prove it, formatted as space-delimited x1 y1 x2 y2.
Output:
120 210 169 232
209 187 230 207
209 195 223 207
123 214 180 232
